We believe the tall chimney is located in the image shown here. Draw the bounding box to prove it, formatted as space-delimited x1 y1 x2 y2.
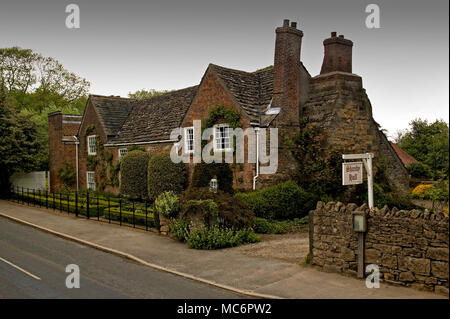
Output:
272 19 303 126
320 32 353 74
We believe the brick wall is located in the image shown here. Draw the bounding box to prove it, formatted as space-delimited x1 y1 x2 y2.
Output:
48 112 81 192
182 69 256 190
310 201 449 295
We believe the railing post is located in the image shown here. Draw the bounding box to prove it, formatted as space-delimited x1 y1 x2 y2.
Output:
108 197 111 223
97 196 100 221
26 188 29 205
21 187 24 205
132 199 135 228
67 193 70 214
87 191 90 219
59 192 62 212
46 190 48 209
75 192 78 217
145 201 148 231
119 199 122 226
38 190 41 207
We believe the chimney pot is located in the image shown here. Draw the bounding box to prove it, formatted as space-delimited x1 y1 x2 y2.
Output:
331 32 337 37
339 35 344 38
283 19 290 27
290 21 297 28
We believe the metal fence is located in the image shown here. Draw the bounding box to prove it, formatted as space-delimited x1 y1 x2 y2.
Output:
9 186 156 232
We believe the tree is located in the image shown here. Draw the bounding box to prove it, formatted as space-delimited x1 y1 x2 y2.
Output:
0 47 90 109
127 89 171 100
0 86 40 196
398 118 449 179
1 47 90 171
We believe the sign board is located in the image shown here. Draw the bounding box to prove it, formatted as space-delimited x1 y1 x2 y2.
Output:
342 162 363 185
352 211 367 232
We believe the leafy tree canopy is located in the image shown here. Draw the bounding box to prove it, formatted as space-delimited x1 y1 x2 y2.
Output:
127 88 171 100
0 46 90 171
398 118 449 179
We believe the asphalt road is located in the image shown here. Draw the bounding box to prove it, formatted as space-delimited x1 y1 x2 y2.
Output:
0 217 246 299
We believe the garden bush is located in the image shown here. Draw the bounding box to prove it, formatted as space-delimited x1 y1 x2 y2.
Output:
148 152 187 201
120 150 150 199
235 181 314 220
411 184 435 200
171 219 190 242
179 199 219 228
407 162 433 179
252 216 309 234
154 191 179 218
191 162 233 194
186 226 259 250
180 187 254 229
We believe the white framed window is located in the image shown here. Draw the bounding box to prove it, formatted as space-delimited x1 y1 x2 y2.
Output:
87 171 96 190
118 148 128 160
214 124 232 151
87 135 96 155
184 127 194 153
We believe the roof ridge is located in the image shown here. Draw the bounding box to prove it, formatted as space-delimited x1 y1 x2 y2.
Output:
89 94 137 100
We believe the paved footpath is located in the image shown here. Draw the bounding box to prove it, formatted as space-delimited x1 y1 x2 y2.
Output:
0 200 445 299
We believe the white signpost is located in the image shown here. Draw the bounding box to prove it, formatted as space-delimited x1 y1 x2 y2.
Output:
342 153 374 279
342 153 374 209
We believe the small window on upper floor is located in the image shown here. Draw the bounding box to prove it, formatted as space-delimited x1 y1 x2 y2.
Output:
118 148 128 160
87 135 96 155
214 124 232 152
184 127 194 153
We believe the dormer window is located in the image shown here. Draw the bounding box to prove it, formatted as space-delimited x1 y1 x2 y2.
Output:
87 135 96 155
214 124 232 151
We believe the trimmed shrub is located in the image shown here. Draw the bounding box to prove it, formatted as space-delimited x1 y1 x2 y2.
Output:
154 191 179 218
148 152 187 201
407 162 433 179
235 181 314 220
120 150 150 199
191 162 233 194
180 187 254 229
186 226 259 250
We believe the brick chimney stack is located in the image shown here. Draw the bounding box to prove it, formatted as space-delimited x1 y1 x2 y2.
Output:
272 19 303 126
320 32 353 74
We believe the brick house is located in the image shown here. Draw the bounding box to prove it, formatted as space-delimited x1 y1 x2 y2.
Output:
49 19 410 195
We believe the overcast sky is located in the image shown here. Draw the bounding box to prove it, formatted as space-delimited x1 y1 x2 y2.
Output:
0 0 448 137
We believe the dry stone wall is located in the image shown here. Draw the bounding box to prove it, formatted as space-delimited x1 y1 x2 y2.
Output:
310 201 449 295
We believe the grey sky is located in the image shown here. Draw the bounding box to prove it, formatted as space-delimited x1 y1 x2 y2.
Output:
0 0 448 137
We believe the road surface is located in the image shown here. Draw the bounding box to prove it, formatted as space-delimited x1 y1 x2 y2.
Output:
0 217 245 299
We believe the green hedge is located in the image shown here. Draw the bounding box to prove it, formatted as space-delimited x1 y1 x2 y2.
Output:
148 152 186 201
108 206 155 227
252 216 309 234
235 181 314 220
186 226 259 250
120 150 150 199
407 162 433 179
19 192 108 217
